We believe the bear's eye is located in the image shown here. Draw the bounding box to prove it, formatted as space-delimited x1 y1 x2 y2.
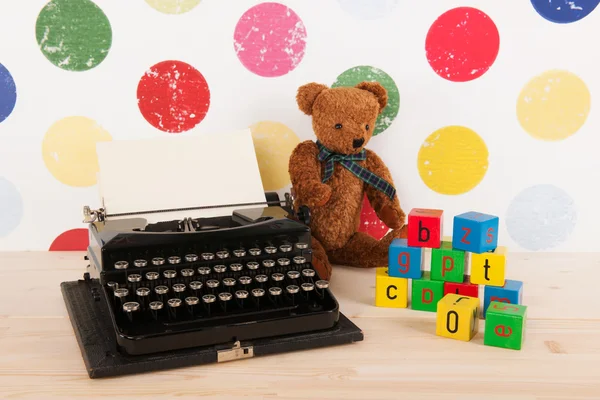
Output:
335 124 342 129
366 124 370 131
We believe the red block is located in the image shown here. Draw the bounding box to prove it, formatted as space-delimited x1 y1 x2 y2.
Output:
444 275 479 298
407 208 444 248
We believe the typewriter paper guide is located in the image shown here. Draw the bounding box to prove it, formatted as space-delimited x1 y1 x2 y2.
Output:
96 129 267 223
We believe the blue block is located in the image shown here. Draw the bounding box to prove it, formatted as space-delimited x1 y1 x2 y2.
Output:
483 279 523 318
388 238 423 279
452 211 499 254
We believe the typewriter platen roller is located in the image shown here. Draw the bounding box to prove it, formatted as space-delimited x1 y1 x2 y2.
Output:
61 192 364 378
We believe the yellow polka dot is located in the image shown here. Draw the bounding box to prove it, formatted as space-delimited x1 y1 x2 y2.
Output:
42 116 112 187
517 70 591 141
145 0 201 14
417 126 489 195
249 121 300 191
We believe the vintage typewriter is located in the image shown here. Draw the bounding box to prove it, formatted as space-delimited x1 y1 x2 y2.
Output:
60 132 363 378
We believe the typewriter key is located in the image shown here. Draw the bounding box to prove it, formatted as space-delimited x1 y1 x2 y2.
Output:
155 285 169 296
223 277 236 289
271 273 285 282
218 292 232 311
206 279 220 291
216 250 229 259
239 276 252 286
168 298 182 319
203 294 216 303
149 301 163 320
173 283 186 297
262 259 276 268
293 256 306 265
302 269 316 278
287 270 300 280
255 274 268 284
286 285 299 305
107 281 119 290
114 261 129 270
146 271 159 281
279 244 293 253
233 249 246 257
114 288 129 298
136 287 151 304
185 296 199 306
277 258 290 266
249 248 261 256
163 270 177 279
123 302 140 322
181 268 194 277
185 253 199 263
301 282 315 292
201 252 215 260
152 257 165 266
127 273 142 283
235 290 249 307
214 264 227 274
134 259 148 268
168 256 182 265
315 280 329 298
246 261 259 270
197 266 211 276
265 246 277 254
269 287 282 296
189 281 203 292
230 263 243 272
295 242 308 249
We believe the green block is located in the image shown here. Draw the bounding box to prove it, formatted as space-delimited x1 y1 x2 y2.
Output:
431 240 466 283
411 272 444 312
484 301 527 350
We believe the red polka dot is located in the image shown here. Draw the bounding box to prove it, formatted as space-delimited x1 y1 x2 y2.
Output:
359 194 389 240
425 7 499 82
49 228 89 251
137 60 210 133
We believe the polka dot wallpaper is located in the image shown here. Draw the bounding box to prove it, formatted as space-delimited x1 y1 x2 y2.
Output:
0 0 597 253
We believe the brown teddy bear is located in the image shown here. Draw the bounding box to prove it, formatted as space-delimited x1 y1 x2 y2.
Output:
288 81 408 280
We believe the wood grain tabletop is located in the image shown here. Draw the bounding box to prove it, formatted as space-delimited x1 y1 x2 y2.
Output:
0 251 598 399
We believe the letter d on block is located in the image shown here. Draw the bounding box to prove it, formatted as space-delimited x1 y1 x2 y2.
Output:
388 238 423 279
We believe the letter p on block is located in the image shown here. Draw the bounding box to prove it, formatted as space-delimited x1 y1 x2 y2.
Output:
388 238 423 279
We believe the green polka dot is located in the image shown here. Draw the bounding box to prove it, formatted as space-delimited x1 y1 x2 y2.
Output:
35 0 112 71
332 66 400 136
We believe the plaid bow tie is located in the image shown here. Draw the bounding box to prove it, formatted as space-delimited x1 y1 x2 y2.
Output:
316 141 396 200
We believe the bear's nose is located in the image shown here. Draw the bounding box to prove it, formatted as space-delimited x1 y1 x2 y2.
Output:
352 138 365 149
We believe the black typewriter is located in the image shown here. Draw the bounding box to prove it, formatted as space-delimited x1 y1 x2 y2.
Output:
61 192 363 378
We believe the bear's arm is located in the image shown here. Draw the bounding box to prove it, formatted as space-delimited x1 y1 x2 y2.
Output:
364 149 405 229
288 140 332 208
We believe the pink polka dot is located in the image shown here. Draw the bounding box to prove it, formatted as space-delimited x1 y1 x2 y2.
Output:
359 194 390 240
233 2 307 77
49 228 89 251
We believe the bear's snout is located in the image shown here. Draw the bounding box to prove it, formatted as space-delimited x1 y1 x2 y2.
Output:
352 138 365 149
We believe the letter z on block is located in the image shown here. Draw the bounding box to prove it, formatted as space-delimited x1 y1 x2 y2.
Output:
452 211 499 254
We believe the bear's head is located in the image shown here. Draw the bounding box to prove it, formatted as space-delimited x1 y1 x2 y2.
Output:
296 81 388 155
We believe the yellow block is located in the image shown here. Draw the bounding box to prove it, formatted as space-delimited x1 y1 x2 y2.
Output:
375 267 408 308
436 293 479 342
470 246 507 287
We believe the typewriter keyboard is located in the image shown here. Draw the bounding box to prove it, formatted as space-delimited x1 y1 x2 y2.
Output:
101 241 339 354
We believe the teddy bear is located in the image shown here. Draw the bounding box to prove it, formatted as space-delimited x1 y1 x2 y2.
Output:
288 81 408 281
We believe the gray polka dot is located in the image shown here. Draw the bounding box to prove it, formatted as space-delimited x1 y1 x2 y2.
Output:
0 177 23 237
506 184 577 251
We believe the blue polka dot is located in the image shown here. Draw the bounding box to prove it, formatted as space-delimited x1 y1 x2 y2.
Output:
506 184 577 251
0 177 23 237
337 0 399 20
0 63 17 124
531 0 600 23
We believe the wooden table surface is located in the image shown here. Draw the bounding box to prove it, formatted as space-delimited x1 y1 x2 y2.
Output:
0 251 599 399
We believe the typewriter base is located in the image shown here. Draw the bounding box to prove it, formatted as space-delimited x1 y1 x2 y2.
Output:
61 278 364 379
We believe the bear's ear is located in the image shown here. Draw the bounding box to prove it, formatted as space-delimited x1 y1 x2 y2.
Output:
355 81 388 113
296 83 329 115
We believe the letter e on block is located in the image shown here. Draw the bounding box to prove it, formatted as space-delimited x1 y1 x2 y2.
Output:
452 211 499 254
388 238 423 279
375 267 408 308
436 293 479 342
407 208 444 248
484 301 527 350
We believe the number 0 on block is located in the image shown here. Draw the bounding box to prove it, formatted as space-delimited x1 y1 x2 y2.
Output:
436 293 479 342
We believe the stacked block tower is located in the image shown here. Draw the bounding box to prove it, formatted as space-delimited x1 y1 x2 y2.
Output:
375 209 527 350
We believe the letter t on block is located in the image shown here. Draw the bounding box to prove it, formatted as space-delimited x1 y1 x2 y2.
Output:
388 238 423 279
452 211 499 254
407 208 444 248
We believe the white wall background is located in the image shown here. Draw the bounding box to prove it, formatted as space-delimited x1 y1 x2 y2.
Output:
0 0 598 252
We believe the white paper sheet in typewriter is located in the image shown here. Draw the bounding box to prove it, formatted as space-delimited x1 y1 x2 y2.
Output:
95 129 267 223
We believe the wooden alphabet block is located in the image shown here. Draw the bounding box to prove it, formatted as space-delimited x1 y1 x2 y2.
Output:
470 246 506 287
411 272 444 312
452 211 499 254
407 208 444 249
388 238 424 279
444 274 479 299
375 267 408 308
484 301 527 350
483 279 523 318
431 240 466 283
436 293 479 342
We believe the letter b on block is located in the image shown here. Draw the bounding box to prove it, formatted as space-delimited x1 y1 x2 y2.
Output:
436 293 479 342
375 267 408 308
388 238 423 279
452 211 499 254
407 208 444 248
